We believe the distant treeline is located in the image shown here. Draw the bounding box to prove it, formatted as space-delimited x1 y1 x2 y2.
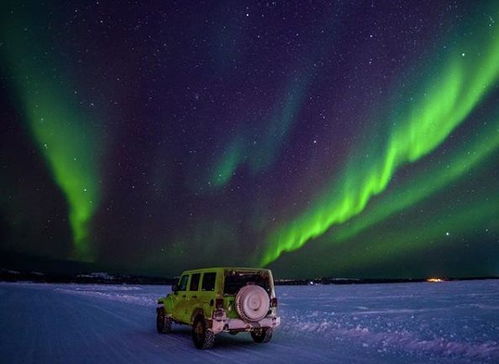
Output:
276 278 426 285
275 277 499 285
1 268 497 286
0 269 175 285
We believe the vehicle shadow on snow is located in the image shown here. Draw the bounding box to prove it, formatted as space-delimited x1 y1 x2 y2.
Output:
164 325 263 348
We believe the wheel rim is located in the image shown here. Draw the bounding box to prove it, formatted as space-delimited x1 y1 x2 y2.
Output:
236 285 270 321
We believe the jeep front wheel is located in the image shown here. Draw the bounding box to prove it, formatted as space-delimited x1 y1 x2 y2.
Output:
156 308 172 334
251 328 272 343
192 316 215 349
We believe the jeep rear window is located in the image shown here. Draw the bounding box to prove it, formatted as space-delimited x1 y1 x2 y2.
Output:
224 271 270 295
201 272 216 291
190 273 200 291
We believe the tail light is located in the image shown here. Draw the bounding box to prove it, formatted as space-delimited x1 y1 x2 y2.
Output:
270 297 278 307
215 298 224 309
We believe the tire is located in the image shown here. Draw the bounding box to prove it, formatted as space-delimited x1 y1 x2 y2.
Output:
235 285 270 322
251 328 272 343
192 316 215 349
156 308 172 334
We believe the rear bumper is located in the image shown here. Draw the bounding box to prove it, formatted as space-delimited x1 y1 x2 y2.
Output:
210 316 280 334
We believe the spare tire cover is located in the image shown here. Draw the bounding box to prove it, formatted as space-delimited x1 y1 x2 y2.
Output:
235 285 270 322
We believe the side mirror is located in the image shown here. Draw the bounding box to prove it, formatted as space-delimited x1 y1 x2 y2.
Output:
172 283 178 292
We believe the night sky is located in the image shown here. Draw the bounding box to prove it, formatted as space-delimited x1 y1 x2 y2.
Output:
1 1 498 278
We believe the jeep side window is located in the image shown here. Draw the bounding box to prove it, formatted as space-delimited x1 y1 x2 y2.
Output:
190 273 200 291
178 275 189 291
201 272 216 291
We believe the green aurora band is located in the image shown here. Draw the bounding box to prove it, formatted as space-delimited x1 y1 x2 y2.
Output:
332 114 499 244
211 136 245 187
1 13 102 260
330 189 499 273
211 77 309 187
261 13 499 266
22 86 101 261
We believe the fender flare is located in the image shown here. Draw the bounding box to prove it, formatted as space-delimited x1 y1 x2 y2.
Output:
162 295 175 316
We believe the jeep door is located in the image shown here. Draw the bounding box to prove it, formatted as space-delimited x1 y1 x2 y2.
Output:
199 272 217 319
187 273 201 323
172 274 190 323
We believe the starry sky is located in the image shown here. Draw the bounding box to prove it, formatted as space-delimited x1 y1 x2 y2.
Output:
1 0 498 278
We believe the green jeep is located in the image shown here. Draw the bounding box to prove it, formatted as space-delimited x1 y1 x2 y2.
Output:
156 267 281 349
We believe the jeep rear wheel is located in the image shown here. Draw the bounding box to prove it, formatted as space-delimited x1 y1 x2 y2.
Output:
251 328 272 343
192 316 215 349
156 308 172 334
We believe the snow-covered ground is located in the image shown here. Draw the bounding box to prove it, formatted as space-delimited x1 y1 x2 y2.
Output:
0 280 498 363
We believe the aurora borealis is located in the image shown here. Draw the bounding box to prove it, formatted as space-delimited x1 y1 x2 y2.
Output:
1 5 103 261
1 1 498 278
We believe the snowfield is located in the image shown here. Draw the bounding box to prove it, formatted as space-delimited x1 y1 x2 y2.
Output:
1 280 498 363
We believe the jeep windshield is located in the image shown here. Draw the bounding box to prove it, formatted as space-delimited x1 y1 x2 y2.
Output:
224 270 271 295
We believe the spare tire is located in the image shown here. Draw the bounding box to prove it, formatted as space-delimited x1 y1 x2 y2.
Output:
235 285 270 322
